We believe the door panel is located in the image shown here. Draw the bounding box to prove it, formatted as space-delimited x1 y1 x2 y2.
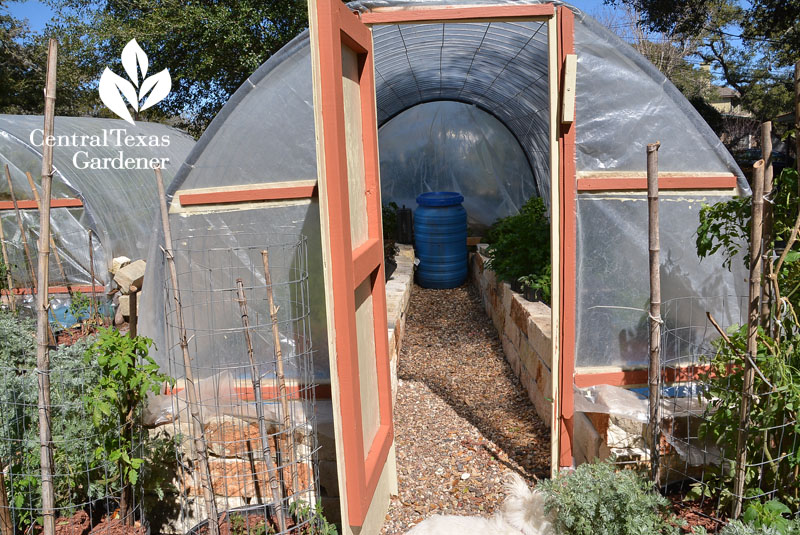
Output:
308 0 394 528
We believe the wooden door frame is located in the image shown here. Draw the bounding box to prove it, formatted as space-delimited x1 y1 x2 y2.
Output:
309 0 395 527
360 3 578 473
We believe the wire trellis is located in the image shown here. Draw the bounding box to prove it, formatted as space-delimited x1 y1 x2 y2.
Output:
654 295 800 517
161 234 320 535
0 334 147 534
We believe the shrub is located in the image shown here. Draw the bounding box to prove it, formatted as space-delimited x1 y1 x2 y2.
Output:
537 460 680 535
485 196 551 304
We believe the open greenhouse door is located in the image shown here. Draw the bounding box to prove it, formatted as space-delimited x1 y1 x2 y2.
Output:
308 0 396 533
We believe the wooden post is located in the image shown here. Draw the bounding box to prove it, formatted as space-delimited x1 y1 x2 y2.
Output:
261 250 300 497
795 61 799 176
36 38 58 535
732 159 766 519
0 461 11 535
761 122 773 328
155 167 220 535
88 229 97 322
26 172 69 292
235 280 286 532
0 219 15 312
128 286 138 339
647 142 662 483
4 165 37 290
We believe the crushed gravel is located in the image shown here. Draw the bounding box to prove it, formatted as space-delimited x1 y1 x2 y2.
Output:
381 283 550 535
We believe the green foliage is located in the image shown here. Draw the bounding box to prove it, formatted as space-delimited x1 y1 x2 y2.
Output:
718 515 800 535
382 202 399 260
537 460 681 535
697 168 800 310
696 323 800 509
486 196 551 304
0 258 9 291
84 328 173 490
742 500 793 532
228 513 270 535
289 500 339 535
67 290 91 323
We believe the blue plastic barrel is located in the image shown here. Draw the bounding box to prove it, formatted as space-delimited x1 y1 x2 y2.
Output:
414 191 468 289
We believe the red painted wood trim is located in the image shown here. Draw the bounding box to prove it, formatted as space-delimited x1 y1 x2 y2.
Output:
574 364 727 388
178 184 318 206
169 383 333 401
360 4 555 24
352 238 382 288
558 6 577 469
315 0 394 525
0 198 83 210
1 284 104 295
577 175 737 192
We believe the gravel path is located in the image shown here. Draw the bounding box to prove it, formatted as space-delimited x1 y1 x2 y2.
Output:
381 283 550 535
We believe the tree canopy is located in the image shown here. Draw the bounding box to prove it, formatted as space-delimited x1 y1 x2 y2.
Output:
1 0 308 135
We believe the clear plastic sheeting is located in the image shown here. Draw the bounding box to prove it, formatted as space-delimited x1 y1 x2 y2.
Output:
378 101 537 229
0 115 194 287
574 384 649 423
575 192 748 368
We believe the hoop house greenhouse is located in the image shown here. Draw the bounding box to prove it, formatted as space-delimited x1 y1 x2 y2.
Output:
138 0 748 533
0 115 194 303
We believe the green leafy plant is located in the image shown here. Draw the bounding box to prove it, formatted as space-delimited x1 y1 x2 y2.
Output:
67 290 92 324
0 258 9 291
229 513 270 535
289 500 338 535
717 515 800 535
382 202 399 260
83 327 174 523
742 500 793 532
486 196 551 304
536 459 681 535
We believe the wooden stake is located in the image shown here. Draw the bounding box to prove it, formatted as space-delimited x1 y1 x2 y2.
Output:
0 219 16 312
0 458 12 535
761 122 773 329
4 165 37 290
732 159 766 519
235 280 286 532
36 38 57 535
25 172 69 293
795 61 799 176
155 167 220 535
647 142 662 484
128 285 138 339
261 250 300 498
88 229 97 322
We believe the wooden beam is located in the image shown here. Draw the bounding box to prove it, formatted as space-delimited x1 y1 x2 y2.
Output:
0 198 83 210
577 175 737 192
178 182 318 207
359 4 555 24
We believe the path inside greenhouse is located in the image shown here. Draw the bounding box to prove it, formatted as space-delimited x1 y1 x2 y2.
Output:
380 283 551 534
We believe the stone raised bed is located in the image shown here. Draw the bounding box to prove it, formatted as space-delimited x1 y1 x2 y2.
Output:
470 246 635 466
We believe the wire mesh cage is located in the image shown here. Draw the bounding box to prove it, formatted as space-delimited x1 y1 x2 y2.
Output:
0 320 149 535
160 234 320 535
654 295 800 517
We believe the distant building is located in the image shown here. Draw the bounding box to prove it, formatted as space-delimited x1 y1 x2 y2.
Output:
709 86 752 117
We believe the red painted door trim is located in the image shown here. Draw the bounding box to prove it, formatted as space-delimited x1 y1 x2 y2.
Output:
0 198 83 210
557 6 577 469
359 4 555 24
577 175 737 192
312 0 394 526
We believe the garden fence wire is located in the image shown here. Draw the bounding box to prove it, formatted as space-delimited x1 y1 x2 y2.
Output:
653 295 800 517
0 335 147 534
161 234 320 535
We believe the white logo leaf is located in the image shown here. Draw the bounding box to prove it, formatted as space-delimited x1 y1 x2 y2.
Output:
138 68 172 111
121 39 148 87
99 67 138 125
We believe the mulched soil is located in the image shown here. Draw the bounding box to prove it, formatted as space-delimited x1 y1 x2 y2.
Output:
37 510 146 535
381 283 550 534
668 494 726 534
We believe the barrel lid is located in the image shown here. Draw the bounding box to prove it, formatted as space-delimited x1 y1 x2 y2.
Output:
416 191 464 207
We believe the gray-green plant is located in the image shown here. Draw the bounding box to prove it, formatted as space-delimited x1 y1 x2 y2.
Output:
537 460 681 535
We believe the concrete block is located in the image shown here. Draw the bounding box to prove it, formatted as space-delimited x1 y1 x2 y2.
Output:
114 259 146 294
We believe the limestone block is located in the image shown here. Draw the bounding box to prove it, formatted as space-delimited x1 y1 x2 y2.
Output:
114 259 146 294
117 293 141 317
111 256 131 275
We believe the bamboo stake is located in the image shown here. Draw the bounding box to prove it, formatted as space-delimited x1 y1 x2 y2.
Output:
36 38 58 535
235 280 286 532
0 462 11 535
761 123 774 329
795 61 799 177
154 167 220 535
25 172 69 293
732 159 766 519
4 165 36 291
647 142 662 484
88 229 97 323
0 219 16 312
261 250 300 498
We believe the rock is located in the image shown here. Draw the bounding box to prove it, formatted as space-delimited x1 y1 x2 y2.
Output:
110 256 131 275
114 259 145 294
118 293 141 317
